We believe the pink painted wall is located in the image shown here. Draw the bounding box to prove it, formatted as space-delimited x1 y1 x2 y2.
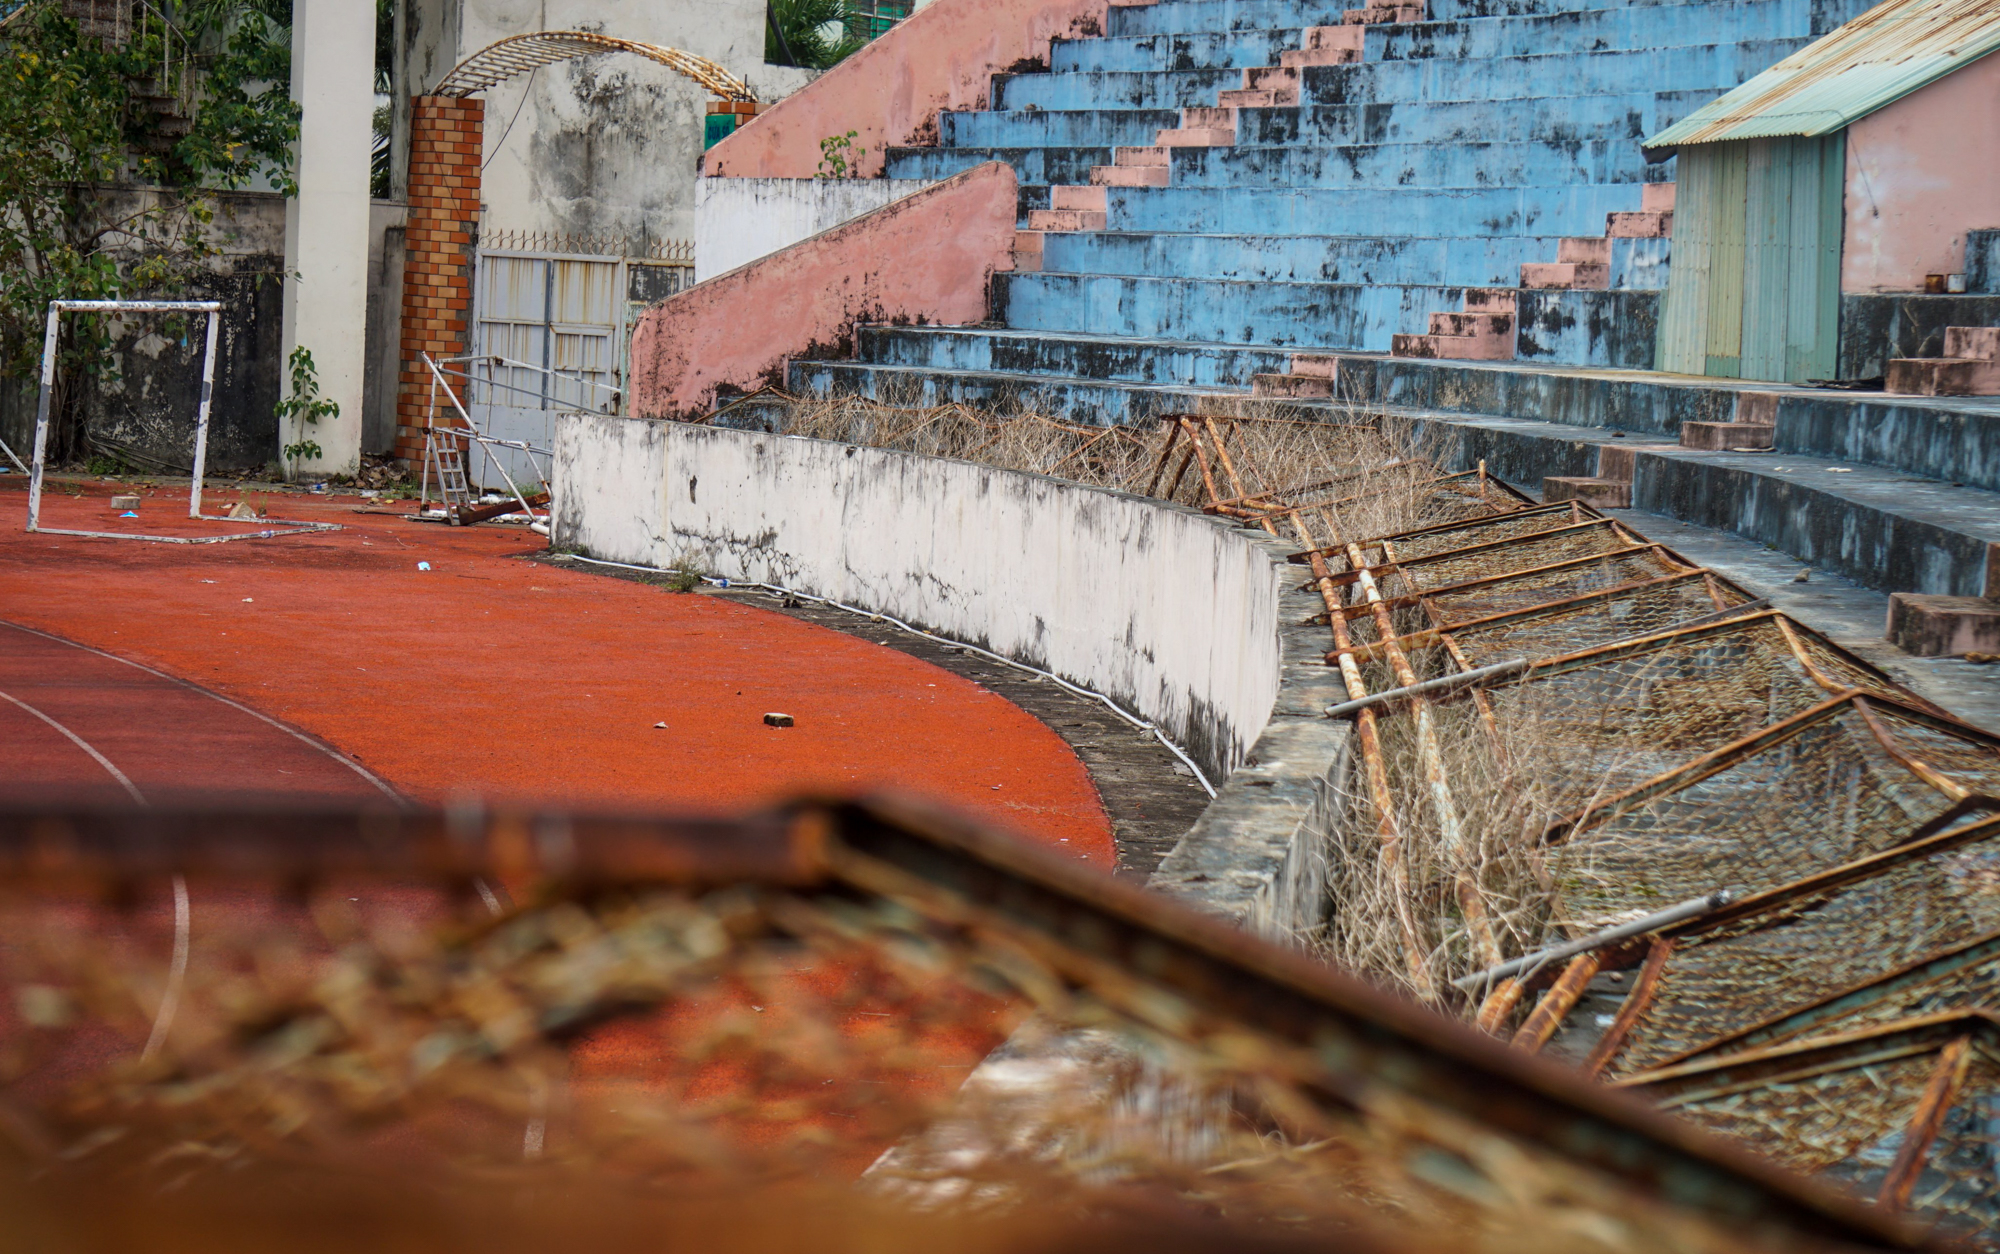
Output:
704 0 1119 178
630 162 1019 418
1843 49 2000 292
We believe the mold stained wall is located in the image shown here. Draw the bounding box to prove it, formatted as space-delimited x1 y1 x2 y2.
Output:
401 0 818 250
1842 49 2000 293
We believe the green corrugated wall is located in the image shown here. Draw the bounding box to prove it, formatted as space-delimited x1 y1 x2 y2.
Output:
1657 134 1845 381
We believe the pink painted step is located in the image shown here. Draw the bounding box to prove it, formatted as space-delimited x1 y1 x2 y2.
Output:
1219 66 1299 108
1026 208 1106 231
1542 477 1630 508
1182 107 1238 130
1642 182 1676 212
1154 127 1236 145
1051 185 1106 210
1289 353 1341 378
1281 25 1363 66
1113 145 1169 166
1886 326 2000 396
1608 210 1672 238
1013 230 1044 272
1251 373 1335 398
1393 289 1515 360
1092 163 1169 187
1680 421 1775 451
1520 261 1608 290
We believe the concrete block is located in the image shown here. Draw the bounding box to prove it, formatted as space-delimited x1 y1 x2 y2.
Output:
1733 391 1780 424
1558 237 1611 265
1430 310 1512 338
1289 353 1341 378
1251 372 1335 398
1944 326 2000 361
1180 107 1236 130
1542 476 1631 508
1217 89 1289 108
1343 4 1424 23
1155 126 1236 146
1392 331 1511 361
1520 261 1608 290
1113 145 1169 166
1593 443 1674 481
1607 210 1673 238
1641 182 1676 213
1886 356 2000 397
1886 592 2000 657
1091 163 1169 187
108 495 142 510
1679 421 1775 451
1026 208 1108 231
1050 185 1107 211
1464 288 1516 313
1013 230 1045 272
1303 25 1365 53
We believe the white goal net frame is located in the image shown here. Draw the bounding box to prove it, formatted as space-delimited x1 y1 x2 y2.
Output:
24 300 339 544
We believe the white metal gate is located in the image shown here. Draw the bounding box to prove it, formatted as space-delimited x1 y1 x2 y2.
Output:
467 241 695 489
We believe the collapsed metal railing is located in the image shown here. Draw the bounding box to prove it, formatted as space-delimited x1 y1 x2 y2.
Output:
1165 415 2000 1239
0 800 1923 1254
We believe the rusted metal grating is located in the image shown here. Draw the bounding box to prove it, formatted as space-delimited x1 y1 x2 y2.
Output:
0 801 1927 1252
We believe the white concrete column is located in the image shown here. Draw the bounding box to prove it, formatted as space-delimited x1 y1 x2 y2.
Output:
280 0 377 479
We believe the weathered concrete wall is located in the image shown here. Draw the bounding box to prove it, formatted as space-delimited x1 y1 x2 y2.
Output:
1843 49 2000 293
703 0 1114 179
401 0 815 250
553 412 1348 937
69 188 286 474
694 177 932 282
631 162 1018 419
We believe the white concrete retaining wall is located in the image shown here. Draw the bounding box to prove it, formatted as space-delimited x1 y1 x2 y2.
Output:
694 177 933 282
553 414 1351 939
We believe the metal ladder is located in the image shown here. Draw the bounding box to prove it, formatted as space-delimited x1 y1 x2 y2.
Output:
424 427 474 523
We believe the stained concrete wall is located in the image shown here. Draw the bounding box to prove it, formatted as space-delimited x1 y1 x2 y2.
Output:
704 0 1114 179
631 162 1019 418
552 413 1349 937
399 0 817 251
1843 49 2000 293
694 177 932 282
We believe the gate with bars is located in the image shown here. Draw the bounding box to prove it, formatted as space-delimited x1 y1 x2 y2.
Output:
465 233 692 488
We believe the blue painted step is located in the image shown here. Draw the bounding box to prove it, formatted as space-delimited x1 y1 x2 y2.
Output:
940 109 1180 148
855 325 1296 388
1161 139 1666 189
1238 91 1714 146
1090 182 1645 237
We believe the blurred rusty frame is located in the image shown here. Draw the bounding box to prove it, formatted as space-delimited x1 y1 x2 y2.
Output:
0 798 1930 1252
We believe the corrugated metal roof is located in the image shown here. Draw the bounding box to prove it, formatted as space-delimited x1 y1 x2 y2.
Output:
1645 0 2000 152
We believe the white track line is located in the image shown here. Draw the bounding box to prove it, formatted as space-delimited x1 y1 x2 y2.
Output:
0 619 401 801
140 874 189 1063
0 688 146 804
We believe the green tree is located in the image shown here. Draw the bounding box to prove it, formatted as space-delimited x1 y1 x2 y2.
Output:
0 0 297 437
765 0 861 70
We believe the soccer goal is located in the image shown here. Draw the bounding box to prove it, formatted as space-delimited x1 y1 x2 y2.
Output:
23 299 339 544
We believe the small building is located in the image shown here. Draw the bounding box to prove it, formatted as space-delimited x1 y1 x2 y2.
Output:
1645 0 2000 382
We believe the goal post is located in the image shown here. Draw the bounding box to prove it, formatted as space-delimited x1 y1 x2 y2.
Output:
24 299 336 544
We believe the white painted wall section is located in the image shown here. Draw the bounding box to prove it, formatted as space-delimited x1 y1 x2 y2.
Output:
282 0 376 477
694 178 935 281
553 416 1287 780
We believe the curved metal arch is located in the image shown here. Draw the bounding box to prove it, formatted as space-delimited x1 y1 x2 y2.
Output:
435 31 755 102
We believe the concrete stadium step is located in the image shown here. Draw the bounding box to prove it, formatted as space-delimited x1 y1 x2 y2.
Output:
1156 138 1663 188
884 145 1111 185
996 40 1809 111
1370 0 1826 62
788 359 1290 425
1108 0 1381 36
1428 0 1869 24
1328 353 2000 493
997 271 1495 350
853 324 1297 388
940 108 1183 148
1294 39 1812 107
1237 90 1716 146
1036 230 1574 286
1051 28 1312 73
1086 182 1646 236
1886 327 2000 398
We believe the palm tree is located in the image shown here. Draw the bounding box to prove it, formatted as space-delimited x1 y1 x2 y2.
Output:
765 0 860 70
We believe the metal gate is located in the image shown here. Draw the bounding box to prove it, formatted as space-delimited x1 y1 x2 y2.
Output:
467 238 693 488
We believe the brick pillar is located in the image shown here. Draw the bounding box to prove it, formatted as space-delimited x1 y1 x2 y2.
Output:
395 95 484 466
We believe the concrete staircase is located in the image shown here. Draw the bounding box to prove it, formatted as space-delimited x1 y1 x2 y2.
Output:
777 0 2000 611
1887 326 2000 397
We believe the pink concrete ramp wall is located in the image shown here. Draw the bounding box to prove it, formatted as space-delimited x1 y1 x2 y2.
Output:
629 162 1018 419
705 0 1118 178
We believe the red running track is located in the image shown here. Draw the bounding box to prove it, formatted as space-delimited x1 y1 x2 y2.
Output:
0 479 1115 864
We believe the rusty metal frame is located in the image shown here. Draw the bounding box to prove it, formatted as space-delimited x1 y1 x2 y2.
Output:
0 798 1931 1252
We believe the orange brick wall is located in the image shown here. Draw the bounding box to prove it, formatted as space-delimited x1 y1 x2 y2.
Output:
395 95 484 465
